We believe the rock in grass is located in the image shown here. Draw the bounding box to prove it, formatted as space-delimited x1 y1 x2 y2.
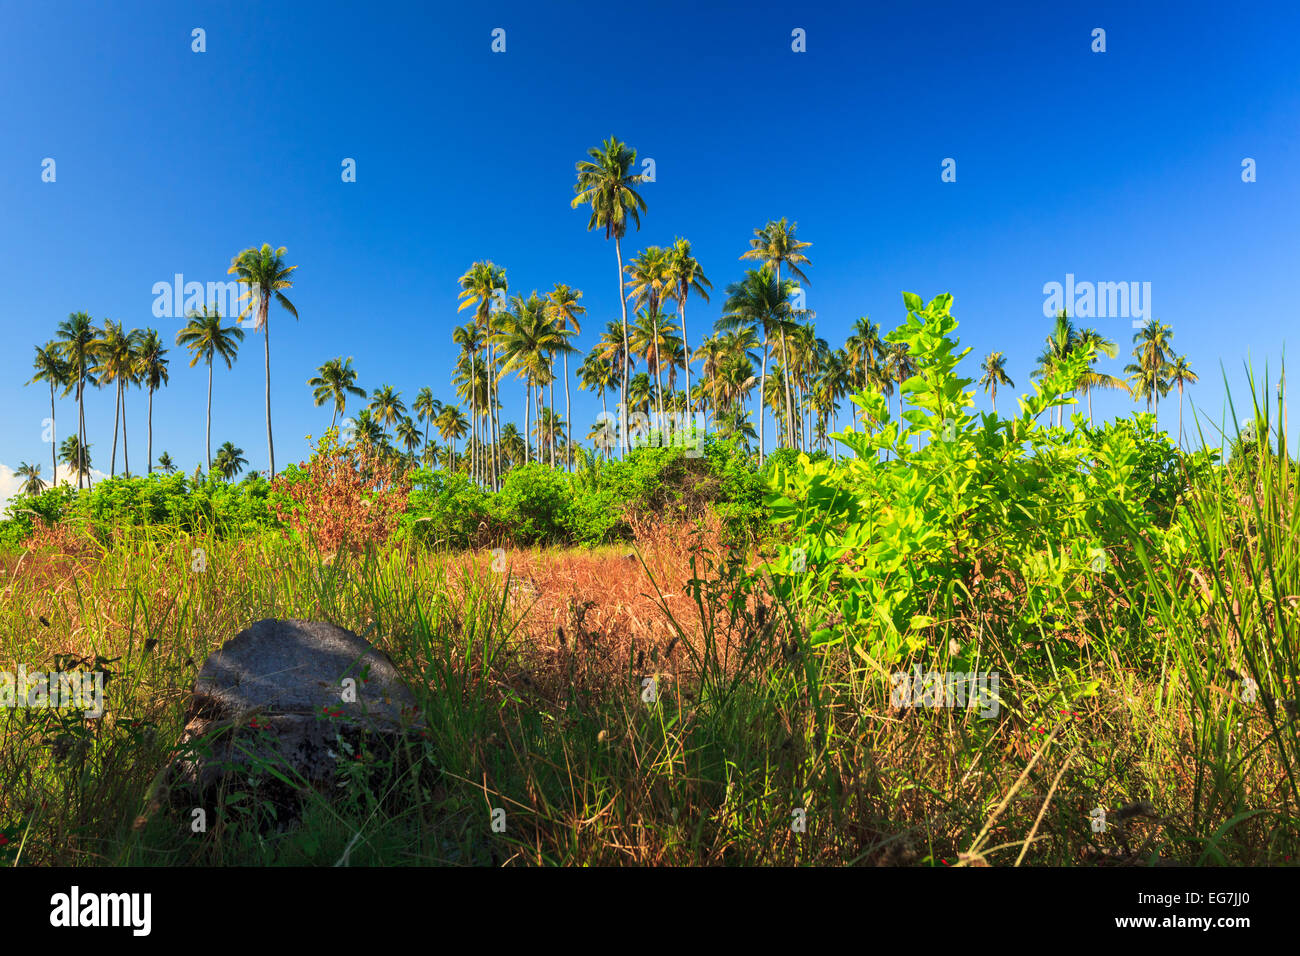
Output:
168 619 426 823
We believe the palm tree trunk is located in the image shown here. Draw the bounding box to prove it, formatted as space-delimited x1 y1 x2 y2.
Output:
549 379 556 468
331 405 338 431
49 382 58 486
205 361 213 471
147 386 154 474
758 341 768 465
122 386 130 476
110 381 121 477
778 328 795 450
487 340 500 490
615 236 630 456
264 319 275 478
563 352 572 471
78 373 87 489
680 295 692 414
1178 385 1184 449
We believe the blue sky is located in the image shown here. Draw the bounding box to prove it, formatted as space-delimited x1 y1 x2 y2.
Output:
2 0 1298 496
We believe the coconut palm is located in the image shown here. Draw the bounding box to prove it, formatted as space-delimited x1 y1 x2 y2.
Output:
309 357 366 431
213 441 247 480
55 312 101 488
1167 354 1198 448
27 341 69 487
578 351 615 427
412 387 442 455
663 238 711 413
1036 311 1079 426
157 451 176 474
571 137 647 454
452 322 486 483
629 308 682 428
368 385 407 437
499 421 527 469
845 317 885 397
97 321 142 476
717 265 797 463
457 261 509 488
395 416 423 458
1074 329 1125 425
176 306 244 471
435 405 469 464
885 342 918 453
136 330 169 475
227 243 299 478
15 462 46 496
494 292 558 466
545 283 585 469
1128 321 1175 432
59 436 91 483
978 351 1014 414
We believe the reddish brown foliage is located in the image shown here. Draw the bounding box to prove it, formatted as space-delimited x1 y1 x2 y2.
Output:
271 435 412 553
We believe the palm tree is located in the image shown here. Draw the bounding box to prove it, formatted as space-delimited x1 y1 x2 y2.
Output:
451 322 486 483
1167 354 1198 448
978 351 1014 414
156 451 176 474
545 283 585 469
15 462 46 496
368 385 407 437
27 341 68 487
1128 321 1175 432
740 218 812 443
59 436 91 483
494 292 557 467
309 357 365 431
214 441 247 480
629 307 682 430
176 306 244 471
227 243 299 478
717 266 797 463
136 330 169 475
534 407 566 462
663 238 711 414
413 387 442 455
436 405 469 465
395 416 423 459
97 321 139 477
499 421 527 469
885 342 918 452
572 137 647 454
55 312 100 488
1036 310 1079 427
578 350 614 427
845 317 886 421
1075 329 1125 426
457 262 510 489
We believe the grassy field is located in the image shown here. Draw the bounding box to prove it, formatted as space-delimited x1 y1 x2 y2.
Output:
1 398 1297 867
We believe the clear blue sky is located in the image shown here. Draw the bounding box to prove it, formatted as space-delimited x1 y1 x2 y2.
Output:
2 0 1298 494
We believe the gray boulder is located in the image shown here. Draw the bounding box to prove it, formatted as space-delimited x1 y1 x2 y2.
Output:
169 619 426 818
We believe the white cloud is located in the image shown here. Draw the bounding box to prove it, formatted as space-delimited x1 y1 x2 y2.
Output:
0 462 109 515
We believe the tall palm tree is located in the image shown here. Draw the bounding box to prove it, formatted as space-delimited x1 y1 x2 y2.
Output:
494 292 557 466
1167 354 1198 448
1128 321 1175 433
663 238 711 414
1036 310 1079 427
498 421 527 469
55 312 100 488
578 351 614 425
395 416 423 459
629 307 682 430
545 283 585 469
435 405 469 465
413 387 442 455
156 451 176 474
27 341 68 487
59 436 91 484
1074 329 1125 425
227 243 299 477
309 357 365 431
978 351 1014 414
457 261 509 488
717 266 797 463
213 441 247 480
15 462 46 496
96 321 132 477
136 330 169 475
885 342 918 453
368 385 407 437
740 218 812 442
176 306 244 472
451 322 486 483
572 136 647 453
